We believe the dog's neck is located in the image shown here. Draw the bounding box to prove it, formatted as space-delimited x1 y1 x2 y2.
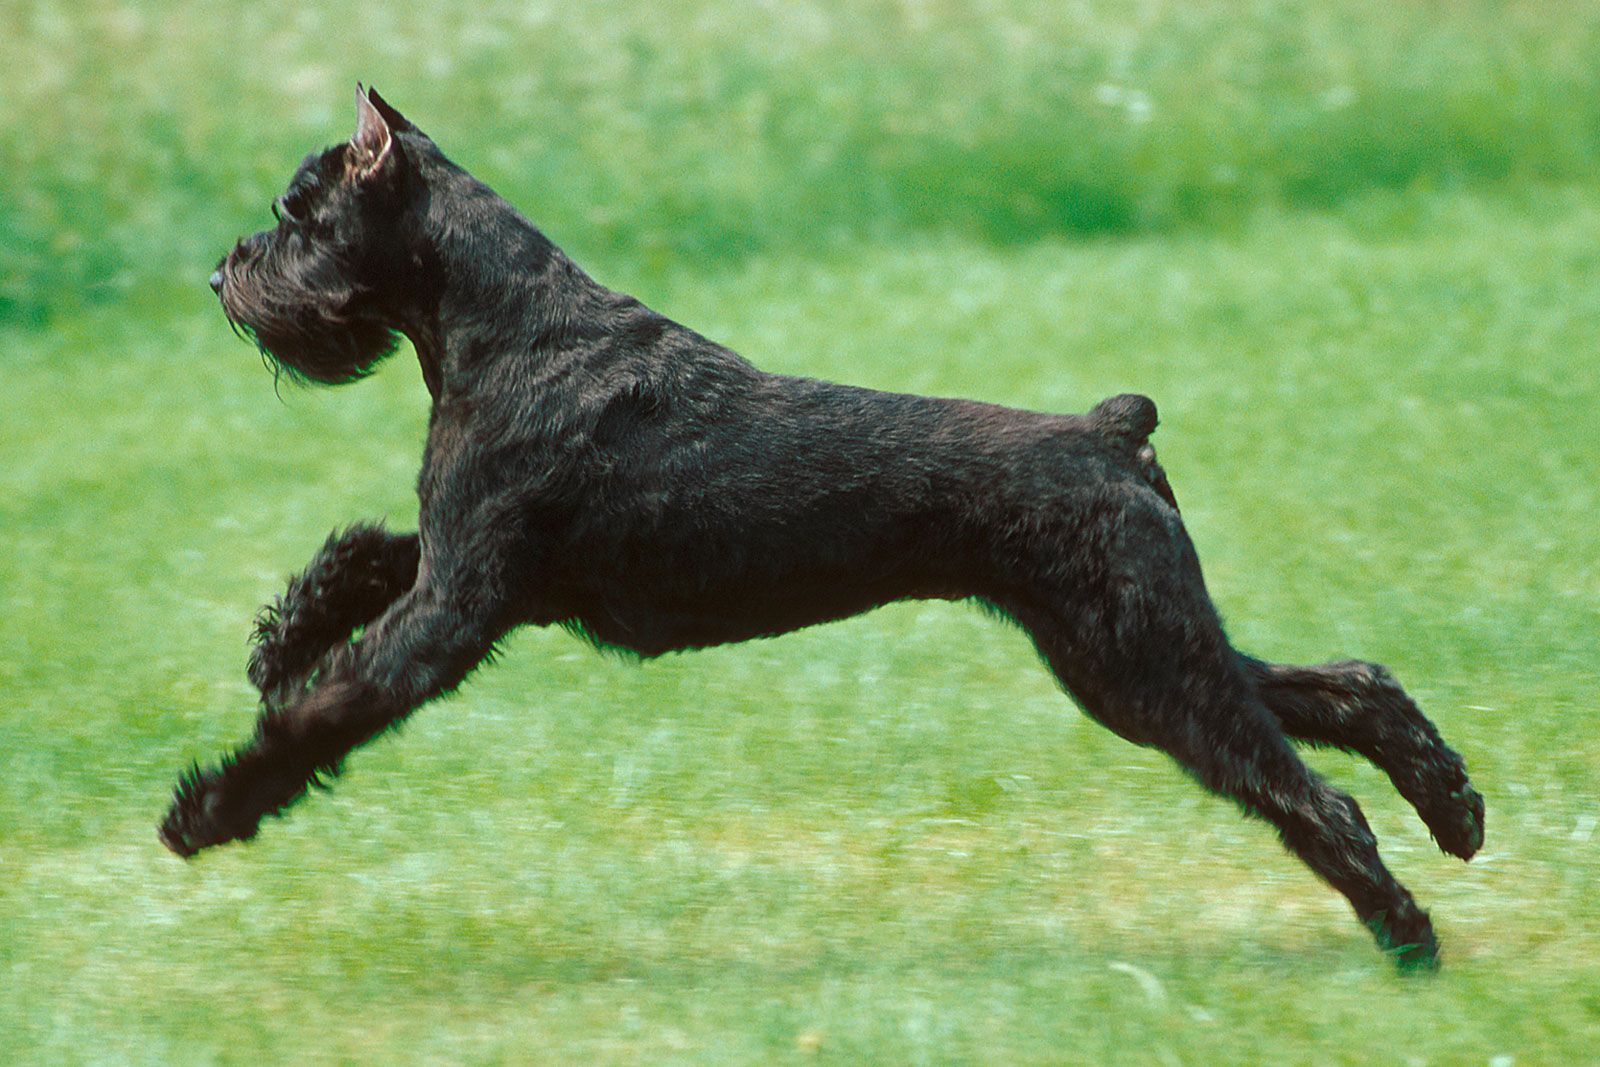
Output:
398 173 602 404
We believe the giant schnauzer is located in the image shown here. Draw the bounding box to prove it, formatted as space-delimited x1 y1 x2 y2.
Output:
164 87 1483 970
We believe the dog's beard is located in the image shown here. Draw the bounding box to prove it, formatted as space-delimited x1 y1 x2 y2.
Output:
218 248 398 386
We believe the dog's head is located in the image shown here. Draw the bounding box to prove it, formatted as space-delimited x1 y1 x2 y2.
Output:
212 86 436 385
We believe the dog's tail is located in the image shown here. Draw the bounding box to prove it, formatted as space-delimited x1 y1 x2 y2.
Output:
1090 393 1158 446
1089 393 1179 512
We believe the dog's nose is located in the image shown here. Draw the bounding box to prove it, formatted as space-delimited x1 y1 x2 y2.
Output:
209 269 224 295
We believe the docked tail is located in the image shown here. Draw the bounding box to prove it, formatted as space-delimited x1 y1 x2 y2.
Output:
1089 393 1178 511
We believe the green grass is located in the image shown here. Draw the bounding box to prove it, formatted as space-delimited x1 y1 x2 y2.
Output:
5 1 1600 1063
8 0 1600 324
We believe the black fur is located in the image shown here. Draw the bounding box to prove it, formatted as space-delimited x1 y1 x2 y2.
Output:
166 88 1483 971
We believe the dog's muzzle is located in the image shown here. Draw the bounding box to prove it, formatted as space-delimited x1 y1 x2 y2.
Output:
212 232 269 296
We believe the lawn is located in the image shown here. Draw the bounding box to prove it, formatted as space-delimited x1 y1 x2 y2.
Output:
3 2 1598 1063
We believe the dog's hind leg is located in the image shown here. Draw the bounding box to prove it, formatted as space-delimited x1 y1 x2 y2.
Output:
1170 697 1443 971
1242 657 1484 861
1028 616 1442 969
1002 497 1442 968
162 575 495 857
248 524 421 711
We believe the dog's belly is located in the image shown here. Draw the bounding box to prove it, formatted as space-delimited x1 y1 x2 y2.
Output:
562 579 962 658
543 520 975 657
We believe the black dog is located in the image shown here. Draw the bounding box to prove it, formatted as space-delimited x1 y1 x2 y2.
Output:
164 88 1483 970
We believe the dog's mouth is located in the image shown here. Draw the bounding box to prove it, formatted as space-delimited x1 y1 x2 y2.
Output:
211 234 288 341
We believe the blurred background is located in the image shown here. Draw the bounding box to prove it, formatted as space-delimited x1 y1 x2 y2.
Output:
3 1 1597 1062
12 1 1600 322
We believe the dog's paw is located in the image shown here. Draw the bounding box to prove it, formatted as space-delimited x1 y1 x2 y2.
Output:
1432 782 1485 861
159 760 262 858
1417 763 1485 861
1366 905 1441 975
1388 934 1442 975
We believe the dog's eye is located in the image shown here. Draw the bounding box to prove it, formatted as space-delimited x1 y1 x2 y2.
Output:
273 193 308 225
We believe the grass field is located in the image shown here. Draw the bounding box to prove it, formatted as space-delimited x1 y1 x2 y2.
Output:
4 2 1599 1063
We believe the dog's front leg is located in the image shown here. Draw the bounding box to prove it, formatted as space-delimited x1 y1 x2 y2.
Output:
161 579 495 856
248 524 420 711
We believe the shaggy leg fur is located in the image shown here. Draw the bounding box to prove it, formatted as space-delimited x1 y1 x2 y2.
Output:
161 580 491 856
1170 697 1442 971
1035 630 1441 969
1004 501 1447 970
1245 657 1485 860
247 524 420 710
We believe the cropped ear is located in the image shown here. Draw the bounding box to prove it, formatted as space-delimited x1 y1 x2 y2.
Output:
365 87 418 135
349 84 395 180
